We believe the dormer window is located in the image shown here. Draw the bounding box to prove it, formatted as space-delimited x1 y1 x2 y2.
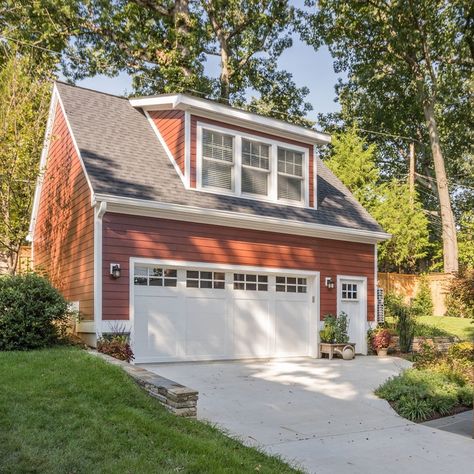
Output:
198 123 309 206
202 129 234 190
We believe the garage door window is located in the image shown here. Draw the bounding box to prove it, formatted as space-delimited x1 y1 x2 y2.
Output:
233 273 268 291
134 266 177 287
276 276 307 293
186 270 225 289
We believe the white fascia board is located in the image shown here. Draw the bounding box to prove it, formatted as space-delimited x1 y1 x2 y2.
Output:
96 193 391 244
129 94 331 146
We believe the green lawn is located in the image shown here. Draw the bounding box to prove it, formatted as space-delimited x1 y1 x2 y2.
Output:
0 347 299 474
386 315 473 341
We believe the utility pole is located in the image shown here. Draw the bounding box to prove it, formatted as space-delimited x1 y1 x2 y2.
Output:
408 142 415 206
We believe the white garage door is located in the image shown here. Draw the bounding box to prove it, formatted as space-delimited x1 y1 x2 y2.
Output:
132 263 316 363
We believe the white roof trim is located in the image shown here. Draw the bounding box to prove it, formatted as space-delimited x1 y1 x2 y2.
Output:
95 193 390 244
28 84 96 243
129 94 331 146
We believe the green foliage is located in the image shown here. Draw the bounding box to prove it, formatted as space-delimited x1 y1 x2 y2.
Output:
411 277 434 317
319 312 349 343
458 211 474 270
445 269 474 319
0 274 71 350
97 336 134 363
324 128 430 272
0 53 51 273
375 367 473 422
325 126 379 209
371 182 430 272
394 302 416 354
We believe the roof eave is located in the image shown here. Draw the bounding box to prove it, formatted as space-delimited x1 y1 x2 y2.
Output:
94 193 390 244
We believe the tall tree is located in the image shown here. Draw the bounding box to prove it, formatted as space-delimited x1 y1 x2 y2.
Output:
0 53 50 273
325 127 430 272
303 0 474 272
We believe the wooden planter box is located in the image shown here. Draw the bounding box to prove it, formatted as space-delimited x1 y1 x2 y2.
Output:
319 342 356 360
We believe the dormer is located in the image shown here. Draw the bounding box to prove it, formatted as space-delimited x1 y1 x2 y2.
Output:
129 94 331 209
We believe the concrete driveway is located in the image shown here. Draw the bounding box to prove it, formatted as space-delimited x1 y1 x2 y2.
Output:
142 357 473 474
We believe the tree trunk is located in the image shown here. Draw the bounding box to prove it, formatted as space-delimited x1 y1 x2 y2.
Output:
173 0 193 79
219 43 231 101
423 100 458 273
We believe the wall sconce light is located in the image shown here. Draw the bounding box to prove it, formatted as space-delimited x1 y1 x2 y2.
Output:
325 277 335 289
110 263 121 279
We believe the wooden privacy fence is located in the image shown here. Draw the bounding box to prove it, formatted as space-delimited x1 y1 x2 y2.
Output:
378 272 453 316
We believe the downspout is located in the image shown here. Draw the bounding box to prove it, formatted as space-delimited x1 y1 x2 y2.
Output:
93 201 107 342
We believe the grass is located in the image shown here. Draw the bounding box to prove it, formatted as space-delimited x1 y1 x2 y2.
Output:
0 347 299 474
385 315 474 341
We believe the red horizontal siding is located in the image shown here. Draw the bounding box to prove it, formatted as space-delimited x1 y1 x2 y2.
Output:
190 115 315 207
34 104 94 320
149 110 185 174
102 213 375 321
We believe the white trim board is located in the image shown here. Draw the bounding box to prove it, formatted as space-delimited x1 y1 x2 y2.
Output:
129 93 331 145
97 194 390 244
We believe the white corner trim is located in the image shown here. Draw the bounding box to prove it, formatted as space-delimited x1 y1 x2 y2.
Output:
313 146 318 210
184 110 191 188
96 193 391 244
374 244 378 325
144 109 187 188
129 94 331 145
94 201 107 338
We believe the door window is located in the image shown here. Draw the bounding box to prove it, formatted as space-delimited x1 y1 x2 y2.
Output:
341 283 358 300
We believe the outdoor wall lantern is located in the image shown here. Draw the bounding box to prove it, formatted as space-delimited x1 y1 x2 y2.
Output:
325 277 335 289
110 263 121 279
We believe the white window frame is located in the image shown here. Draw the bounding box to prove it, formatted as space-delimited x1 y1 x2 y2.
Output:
196 122 310 207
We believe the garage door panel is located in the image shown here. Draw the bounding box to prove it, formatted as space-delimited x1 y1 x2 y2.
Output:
233 298 271 357
135 295 183 358
184 296 228 357
275 300 310 357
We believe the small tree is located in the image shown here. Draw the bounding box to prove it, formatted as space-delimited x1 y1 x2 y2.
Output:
0 53 51 273
411 276 434 317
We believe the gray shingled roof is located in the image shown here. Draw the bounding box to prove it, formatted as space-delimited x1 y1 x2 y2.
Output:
56 82 384 233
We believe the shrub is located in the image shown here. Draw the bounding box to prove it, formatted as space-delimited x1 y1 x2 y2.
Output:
447 341 474 362
97 332 134 363
371 328 392 350
445 269 474 319
0 273 71 350
395 303 416 353
411 277 433 317
396 396 434 422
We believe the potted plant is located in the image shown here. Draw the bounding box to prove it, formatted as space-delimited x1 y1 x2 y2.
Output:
371 328 392 356
319 313 355 360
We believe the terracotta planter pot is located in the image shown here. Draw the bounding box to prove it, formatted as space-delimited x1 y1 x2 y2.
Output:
376 347 388 357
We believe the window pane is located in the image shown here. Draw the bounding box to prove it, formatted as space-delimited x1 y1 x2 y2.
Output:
214 272 225 281
297 286 307 293
202 130 233 162
150 268 163 277
186 280 199 288
149 278 162 286
135 266 148 277
278 175 302 201
242 167 268 195
214 281 225 289
276 285 285 292
187 271 199 279
164 279 177 287
164 269 177 278
246 283 257 291
234 282 245 290
287 277 297 285
287 285 297 293
246 274 257 282
203 159 232 190
134 277 147 285
258 275 268 283
276 276 285 284
234 273 245 281
258 284 268 291
201 272 212 280
200 280 213 289
298 278 306 285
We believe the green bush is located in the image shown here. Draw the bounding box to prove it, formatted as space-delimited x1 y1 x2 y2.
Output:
319 313 349 343
411 277 433 317
0 274 70 350
375 367 473 422
445 269 474 319
395 303 416 353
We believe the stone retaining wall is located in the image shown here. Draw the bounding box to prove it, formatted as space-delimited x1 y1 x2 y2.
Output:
389 336 457 353
90 351 198 417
